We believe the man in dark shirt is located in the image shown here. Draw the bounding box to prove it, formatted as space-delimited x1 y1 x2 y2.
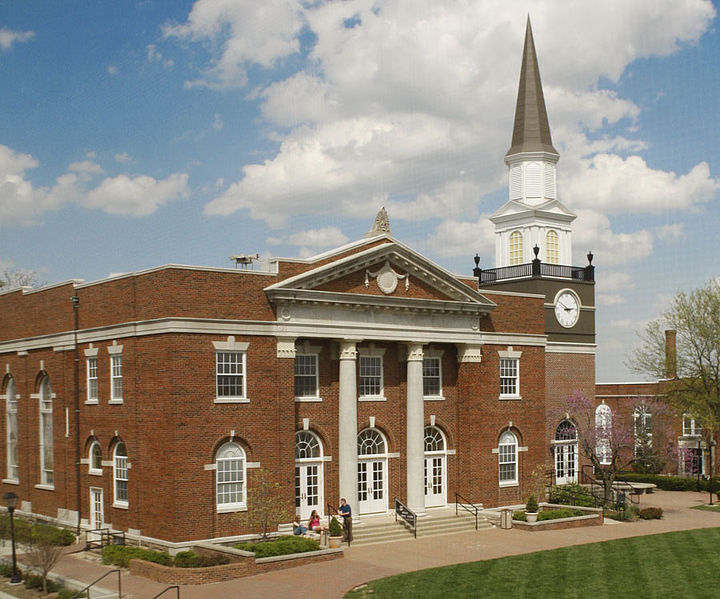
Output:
339 497 352 542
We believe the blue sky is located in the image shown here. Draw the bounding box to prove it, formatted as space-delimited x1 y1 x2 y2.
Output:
1 1 719 382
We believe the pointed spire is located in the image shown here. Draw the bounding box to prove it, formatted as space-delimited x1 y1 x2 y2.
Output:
365 207 392 237
506 17 558 157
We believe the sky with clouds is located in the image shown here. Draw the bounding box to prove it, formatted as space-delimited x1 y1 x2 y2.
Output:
1 0 719 382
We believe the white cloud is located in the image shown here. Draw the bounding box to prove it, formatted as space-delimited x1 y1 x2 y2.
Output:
656 223 684 241
147 44 174 68
212 113 224 131
286 227 349 248
114 152 134 164
82 173 190 217
68 160 103 175
107 65 119 75
0 28 34 51
426 218 495 259
599 271 634 293
573 209 653 267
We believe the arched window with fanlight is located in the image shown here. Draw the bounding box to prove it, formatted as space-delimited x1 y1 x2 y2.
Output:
595 403 612 465
113 442 128 506
295 430 324 520
88 440 102 475
554 420 578 484
3 377 18 482
546 230 559 264
216 442 246 511
498 430 518 485
509 231 523 265
424 426 447 507
357 428 388 514
39 375 53 486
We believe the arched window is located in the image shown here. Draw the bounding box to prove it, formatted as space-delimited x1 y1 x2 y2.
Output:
498 431 518 485
509 231 523 265
89 440 102 475
546 230 559 264
424 426 445 453
216 442 246 510
595 403 612 465
555 420 577 441
295 431 322 460
113 442 128 506
634 405 653 457
39 375 53 485
357 429 386 456
4 378 18 481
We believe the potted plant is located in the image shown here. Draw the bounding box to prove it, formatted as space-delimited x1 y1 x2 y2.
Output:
328 517 343 548
525 495 539 523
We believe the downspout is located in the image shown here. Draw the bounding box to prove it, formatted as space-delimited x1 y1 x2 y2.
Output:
71 294 81 535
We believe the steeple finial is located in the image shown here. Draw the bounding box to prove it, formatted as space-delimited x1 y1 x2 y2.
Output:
365 207 392 237
506 17 558 157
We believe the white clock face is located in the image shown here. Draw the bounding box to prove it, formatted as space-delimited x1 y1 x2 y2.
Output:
554 291 580 328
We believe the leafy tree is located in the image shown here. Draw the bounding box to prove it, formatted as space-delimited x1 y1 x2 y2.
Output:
21 523 70 594
630 279 720 441
561 393 674 505
245 469 293 540
0 266 40 290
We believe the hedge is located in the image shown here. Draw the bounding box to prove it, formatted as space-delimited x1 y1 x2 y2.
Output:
173 550 230 568
102 545 173 568
233 535 320 557
615 472 720 493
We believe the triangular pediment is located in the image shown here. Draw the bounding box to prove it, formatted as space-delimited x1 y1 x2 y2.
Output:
265 239 495 312
490 198 576 224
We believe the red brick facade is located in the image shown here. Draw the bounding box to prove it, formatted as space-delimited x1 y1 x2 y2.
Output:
0 236 596 544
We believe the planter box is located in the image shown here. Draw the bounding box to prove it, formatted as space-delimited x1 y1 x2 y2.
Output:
511 504 603 532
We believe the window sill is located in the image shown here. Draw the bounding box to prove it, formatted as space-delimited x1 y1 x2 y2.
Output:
85 400 99 405
214 397 250 404
217 505 248 514
108 399 124 405
423 395 445 401
359 396 387 402
295 396 323 403
499 395 522 401
113 502 129 510
89 470 103 477
499 482 519 488
2 479 19 486
34 484 55 491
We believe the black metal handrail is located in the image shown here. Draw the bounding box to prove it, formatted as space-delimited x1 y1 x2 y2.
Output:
151 585 180 599
454 492 479 530
85 528 125 552
580 465 640 509
70 568 122 599
394 497 417 538
477 261 593 284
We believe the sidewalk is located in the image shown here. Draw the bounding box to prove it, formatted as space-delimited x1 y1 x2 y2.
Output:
37 490 720 598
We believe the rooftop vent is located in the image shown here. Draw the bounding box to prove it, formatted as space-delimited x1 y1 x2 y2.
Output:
229 254 260 270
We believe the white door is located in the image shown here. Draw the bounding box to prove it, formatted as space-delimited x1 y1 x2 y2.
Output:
295 463 322 520
555 443 577 485
424 455 445 507
358 459 386 514
88 487 104 543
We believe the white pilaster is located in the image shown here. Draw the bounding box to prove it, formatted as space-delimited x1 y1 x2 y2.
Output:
406 343 425 516
338 340 360 518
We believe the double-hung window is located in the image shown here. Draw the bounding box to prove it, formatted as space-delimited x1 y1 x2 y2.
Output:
89 441 102 475
87 358 98 402
216 442 246 511
498 347 522 399
498 431 518 485
683 414 702 437
423 356 442 399
359 355 383 399
213 337 250 402
113 443 128 506
39 376 54 486
5 377 18 482
108 343 123 403
294 354 319 400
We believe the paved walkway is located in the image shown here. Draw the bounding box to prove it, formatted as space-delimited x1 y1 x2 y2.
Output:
20 491 720 598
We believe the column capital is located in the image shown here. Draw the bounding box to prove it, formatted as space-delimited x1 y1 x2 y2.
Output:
405 343 424 362
338 340 359 360
457 344 483 363
276 337 297 359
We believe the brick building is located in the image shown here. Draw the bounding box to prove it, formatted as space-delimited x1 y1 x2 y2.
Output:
0 20 597 546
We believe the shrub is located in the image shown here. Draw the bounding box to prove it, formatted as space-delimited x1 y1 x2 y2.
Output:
549 483 597 507
174 550 230 568
102 545 172 568
537 508 585 521
638 507 663 520
233 535 320 558
329 516 343 537
513 510 526 521
23 573 61 592
525 495 538 513
615 472 720 493
58 589 86 599
0 562 22 579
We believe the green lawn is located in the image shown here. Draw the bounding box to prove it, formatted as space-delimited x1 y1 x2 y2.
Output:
345 528 720 598
692 504 720 513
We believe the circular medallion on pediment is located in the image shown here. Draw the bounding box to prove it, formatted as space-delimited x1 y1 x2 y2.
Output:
376 265 398 294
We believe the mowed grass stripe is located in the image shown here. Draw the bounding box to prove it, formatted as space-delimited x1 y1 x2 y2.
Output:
345 528 720 599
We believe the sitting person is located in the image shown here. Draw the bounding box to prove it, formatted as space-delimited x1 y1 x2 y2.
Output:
308 509 325 532
293 519 308 536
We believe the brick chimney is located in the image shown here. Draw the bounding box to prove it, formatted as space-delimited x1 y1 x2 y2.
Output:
665 329 677 379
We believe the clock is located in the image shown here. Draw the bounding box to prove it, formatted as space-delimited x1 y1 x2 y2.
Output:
554 290 580 328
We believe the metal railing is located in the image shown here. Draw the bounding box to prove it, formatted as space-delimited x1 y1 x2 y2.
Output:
151 586 180 599
580 465 640 508
476 261 593 284
454 492 479 530
70 569 122 599
85 528 125 552
394 497 417 538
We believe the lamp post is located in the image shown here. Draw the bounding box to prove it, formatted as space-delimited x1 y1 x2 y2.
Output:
710 440 717 506
3 491 21 583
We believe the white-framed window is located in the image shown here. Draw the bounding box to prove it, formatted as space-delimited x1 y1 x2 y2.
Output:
683 414 702 437
216 352 246 399
634 405 652 453
39 375 54 486
500 359 519 397
89 440 102 475
4 377 18 482
509 231 523 265
113 442 128 506
359 355 384 399
498 431 518 486
546 230 559 264
595 403 612 465
110 355 123 402
423 357 442 398
216 442 246 511
87 358 98 403
294 354 319 400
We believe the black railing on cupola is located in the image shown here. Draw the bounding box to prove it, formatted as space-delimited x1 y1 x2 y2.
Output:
473 245 594 285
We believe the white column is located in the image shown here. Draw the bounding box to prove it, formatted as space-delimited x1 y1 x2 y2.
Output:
338 340 359 518
406 343 425 515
